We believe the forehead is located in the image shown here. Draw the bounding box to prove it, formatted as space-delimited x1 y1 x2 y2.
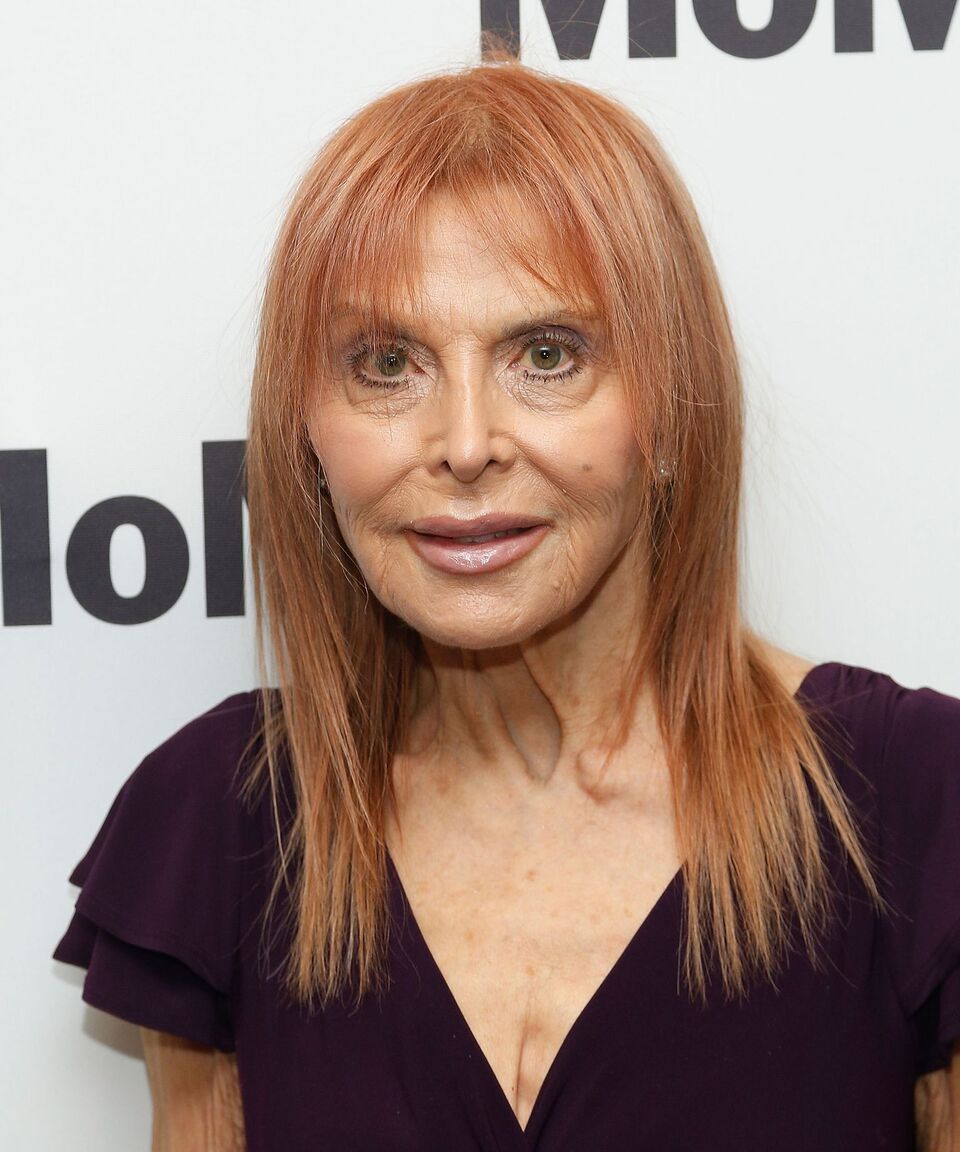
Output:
341 224 594 336
328 192 599 337
415 190 584 296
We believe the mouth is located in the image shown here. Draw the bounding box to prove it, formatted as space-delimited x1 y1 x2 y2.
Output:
409 514 547 539
417 525 537 544
404 521 549 575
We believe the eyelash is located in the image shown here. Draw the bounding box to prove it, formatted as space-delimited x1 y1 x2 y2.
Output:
343 328 586 391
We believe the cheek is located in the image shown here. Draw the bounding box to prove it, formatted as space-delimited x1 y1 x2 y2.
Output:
575 396 643 497
528 410 642 521
309 402 416 506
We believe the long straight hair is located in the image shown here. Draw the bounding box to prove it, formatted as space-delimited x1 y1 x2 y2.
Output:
239 47 885 1012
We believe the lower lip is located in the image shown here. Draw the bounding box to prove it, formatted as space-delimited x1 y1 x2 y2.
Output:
405 525 549 574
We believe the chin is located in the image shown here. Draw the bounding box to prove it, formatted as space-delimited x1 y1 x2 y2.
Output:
396 602 554 651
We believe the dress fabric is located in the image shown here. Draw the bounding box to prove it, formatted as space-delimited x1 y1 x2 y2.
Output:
52 661 960 1151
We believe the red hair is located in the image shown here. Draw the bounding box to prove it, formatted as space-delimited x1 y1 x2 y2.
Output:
241 46 884 1010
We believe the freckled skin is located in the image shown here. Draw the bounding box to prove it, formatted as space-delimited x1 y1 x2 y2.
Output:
305 191 651 783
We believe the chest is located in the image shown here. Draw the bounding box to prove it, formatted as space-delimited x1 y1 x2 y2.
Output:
387 811 682 1132
246 770 915 1150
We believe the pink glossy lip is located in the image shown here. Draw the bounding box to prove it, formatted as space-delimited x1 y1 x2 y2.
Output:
404 515 550 575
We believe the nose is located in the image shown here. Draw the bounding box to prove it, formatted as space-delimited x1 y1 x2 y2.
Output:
422 357 513 484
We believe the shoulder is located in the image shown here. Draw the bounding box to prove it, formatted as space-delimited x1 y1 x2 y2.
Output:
869 669 960 871
149 688 270 762
761 648 960 807
755 639 818 696
782 657 960 1064
67 689 276 892
791 657 960 752
53 689 279 1047
834 667 960 1070
124 689 272 802
779 655 960 829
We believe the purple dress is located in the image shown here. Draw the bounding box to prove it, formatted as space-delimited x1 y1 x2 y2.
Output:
52 661 960 1150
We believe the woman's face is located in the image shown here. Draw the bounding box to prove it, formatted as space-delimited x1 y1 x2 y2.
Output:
306 194 647 650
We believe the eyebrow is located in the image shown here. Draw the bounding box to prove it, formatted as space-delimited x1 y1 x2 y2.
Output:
495 311 602 341
329 307 602 343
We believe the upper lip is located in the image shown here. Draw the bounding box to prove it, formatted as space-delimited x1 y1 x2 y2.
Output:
409 514 547 538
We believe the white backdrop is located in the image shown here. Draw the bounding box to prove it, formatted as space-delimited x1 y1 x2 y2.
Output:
3 0 957 1145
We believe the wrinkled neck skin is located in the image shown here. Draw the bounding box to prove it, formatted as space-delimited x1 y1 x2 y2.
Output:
400 532 661 802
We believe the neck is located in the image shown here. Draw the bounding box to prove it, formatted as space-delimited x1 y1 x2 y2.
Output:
401 542 660 796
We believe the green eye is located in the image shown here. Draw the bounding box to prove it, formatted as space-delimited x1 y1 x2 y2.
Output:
516 329 586 385
374 347 408 377
527 344 564 371
344 337 415 390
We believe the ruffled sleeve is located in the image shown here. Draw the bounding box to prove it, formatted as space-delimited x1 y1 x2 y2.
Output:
52 691 265 1053
878 677 960 1075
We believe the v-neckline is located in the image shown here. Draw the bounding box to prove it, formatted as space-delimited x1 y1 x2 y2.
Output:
387 846 684 1141
385 660 833 1143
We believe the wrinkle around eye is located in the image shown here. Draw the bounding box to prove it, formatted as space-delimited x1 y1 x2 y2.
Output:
336 334 605 402
339 325 592 372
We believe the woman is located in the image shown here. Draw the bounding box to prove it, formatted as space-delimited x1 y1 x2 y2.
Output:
53 50 960 1150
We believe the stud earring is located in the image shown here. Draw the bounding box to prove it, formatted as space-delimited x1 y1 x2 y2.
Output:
318 471 328 492
655 457 676 481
